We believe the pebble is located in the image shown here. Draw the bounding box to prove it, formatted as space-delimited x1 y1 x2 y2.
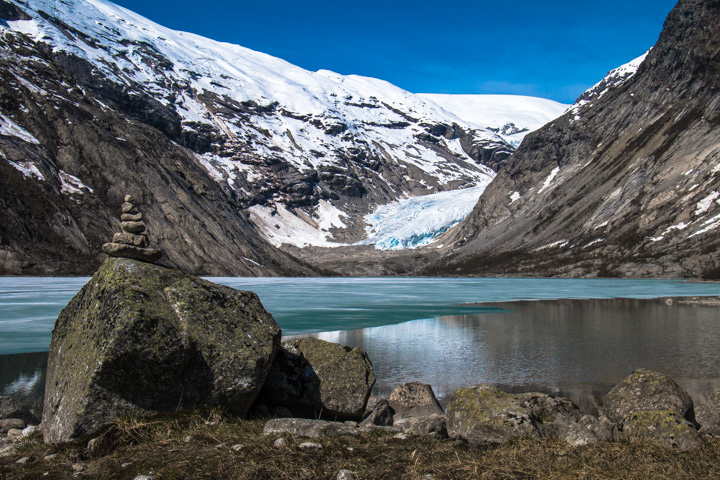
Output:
72 464 85 472
337 469 358 480
7 428 23 437
133 476 157 480
44 454 57 461
297 442 323 452
231 444 244 452
22 425 39 437
393 433 410 440
16 457 30 464
273 437 288 448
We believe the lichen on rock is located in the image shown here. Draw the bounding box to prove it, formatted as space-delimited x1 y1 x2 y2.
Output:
42 257 281 443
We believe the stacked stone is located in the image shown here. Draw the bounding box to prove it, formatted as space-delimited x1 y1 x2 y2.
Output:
102 195 162 263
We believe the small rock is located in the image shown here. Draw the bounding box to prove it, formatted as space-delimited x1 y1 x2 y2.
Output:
389 382 444 418
0 444 16 458
393 433 410 440
263 418 359 438
231 444 244 452
133 476 157 480
121 212 143 222
393 414 447 439
7 428 23 437
0 397 37 425
72 464 85 472
298 442 323 452
16 457 30 464
0 418 26 434
604 369 694 423
22 425 39 437
363 395 384 416
44 454 58 461
121 221 146 234
336 469 358 480
359 398 394 427
121 463 132 468
273 437 288 448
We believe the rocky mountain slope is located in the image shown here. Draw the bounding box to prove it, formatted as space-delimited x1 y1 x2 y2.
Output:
428 0 720 278
0 0 566 274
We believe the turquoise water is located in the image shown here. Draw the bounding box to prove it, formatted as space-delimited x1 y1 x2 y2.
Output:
1 277 719 355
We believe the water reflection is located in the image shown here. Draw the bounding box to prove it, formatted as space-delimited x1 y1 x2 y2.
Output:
312 298 720 413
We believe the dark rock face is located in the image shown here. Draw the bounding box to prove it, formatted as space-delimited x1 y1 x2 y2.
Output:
603 369 695 423
256 337 375 421
42 257 281 443
359 398 394 427
0 31 315 276
431 0 720 278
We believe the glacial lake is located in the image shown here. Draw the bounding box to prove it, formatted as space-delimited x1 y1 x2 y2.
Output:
1 277 719 413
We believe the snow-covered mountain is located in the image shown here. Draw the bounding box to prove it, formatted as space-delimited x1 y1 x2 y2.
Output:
0 0 569 267
428 0 720 279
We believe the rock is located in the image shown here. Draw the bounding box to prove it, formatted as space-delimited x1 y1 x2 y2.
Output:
515 392 583 424
298 441 323 452
273 437 288 448
604 369 695 423
336 469 358 480
121 212 143 222
445 384 542 446
695 391 720 436
0 419 25 434
0 444 16 458
21 425 39 437
363 395 384 416
112 232 149 247
359 398 393 427
263 418 359 438
7 428 23 437
0 397 37 425
555 415 614 447
393 414 448 439
42 257 281 443
230 444 244 452
257 337 375 420
613 410 702 451
120 221 146 234
388 382 443 418
16 457 29 464
102 242 162 263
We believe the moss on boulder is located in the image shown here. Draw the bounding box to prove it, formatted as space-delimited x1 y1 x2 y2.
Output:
42 257 281 443
613 410 702 451
604 369 695 423
257 337 375 420
445 384 542 446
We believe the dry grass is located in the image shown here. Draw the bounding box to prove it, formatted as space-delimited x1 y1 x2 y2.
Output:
2 410 720 479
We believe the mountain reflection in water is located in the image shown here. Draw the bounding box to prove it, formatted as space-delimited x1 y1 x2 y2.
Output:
2 297 719 416
310 297 720 414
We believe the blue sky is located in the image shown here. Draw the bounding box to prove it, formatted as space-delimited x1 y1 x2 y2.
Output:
112 0 678 104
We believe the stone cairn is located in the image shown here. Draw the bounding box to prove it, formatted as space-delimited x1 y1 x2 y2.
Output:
102 195 162 263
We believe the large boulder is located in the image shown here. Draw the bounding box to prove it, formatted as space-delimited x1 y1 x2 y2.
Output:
695 391 720 436
603 369 695 423
388 382 444 418
613 410 702 451
445 384 542 446
257 337 375 420
42 257 281 443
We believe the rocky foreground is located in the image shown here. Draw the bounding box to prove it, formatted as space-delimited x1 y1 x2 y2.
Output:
1 258 720 478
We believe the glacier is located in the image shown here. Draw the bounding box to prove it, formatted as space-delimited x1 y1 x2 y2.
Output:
360 180 493 250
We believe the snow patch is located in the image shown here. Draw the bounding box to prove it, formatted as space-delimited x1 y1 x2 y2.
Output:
7 160 44 180
247 203 348 248
695 191 719 216
509 191 521 205
59 170 93 195
538 167 560 194
690 213 720 238
0 114 40 144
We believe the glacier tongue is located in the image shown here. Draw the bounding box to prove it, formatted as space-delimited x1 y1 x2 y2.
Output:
360 180 493 250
